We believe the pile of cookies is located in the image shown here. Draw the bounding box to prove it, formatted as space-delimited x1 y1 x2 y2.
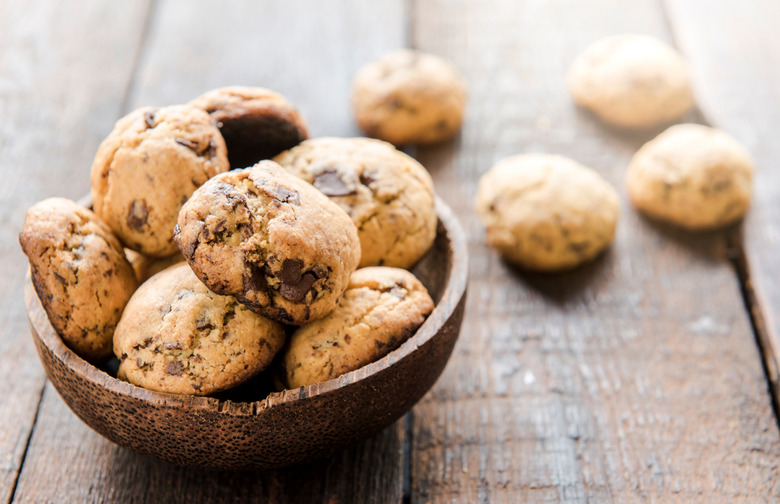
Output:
475 34 754 271
20 84 445 397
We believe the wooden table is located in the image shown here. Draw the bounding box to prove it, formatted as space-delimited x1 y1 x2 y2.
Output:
2 0 779 502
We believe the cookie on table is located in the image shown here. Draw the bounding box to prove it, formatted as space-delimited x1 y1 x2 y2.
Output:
626 123 754 230
352 49 467 146
90 104 229 258
474 154 620 271
174 160 360 325
274 137 437 268
278 267 434 389
567 34 694 129
19 198 137 361
124 249 184 284
189 86 309 169
114 263 285 396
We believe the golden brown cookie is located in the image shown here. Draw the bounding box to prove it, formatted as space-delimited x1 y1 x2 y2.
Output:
274 137 436 268
114 263 285 396
567 34 695 129
626 123 754 230
124 249 185 284
189 86 309 169
90 105 229 257
19 198 137 361
352 49 467 146
174 160 360 325
474 154 620 271
278 267 434 389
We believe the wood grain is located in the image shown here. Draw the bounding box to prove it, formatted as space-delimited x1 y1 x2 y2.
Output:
410 0 780 501
0 1 152 501
664 0 780 404
10 0 410 502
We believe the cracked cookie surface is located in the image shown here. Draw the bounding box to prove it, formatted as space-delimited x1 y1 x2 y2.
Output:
90 105 229 257
626 124 754 230
475 154 619 271
567 34 694 129
190 86 309 169
20 198 138 361
274 137 436 268
114 263 285 396
352 49 466 146
174 160 360 325
278 267 434 389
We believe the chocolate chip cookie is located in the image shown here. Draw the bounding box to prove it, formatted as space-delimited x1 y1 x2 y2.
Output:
20 198 138 361
90 105 229 257
568 34 695 129
475 154 620 271
274 137 437 268
174 160 360 325
278 267 434 389
190 86 309 169
352 49 467 146
114 263 285 396
626 123 754 230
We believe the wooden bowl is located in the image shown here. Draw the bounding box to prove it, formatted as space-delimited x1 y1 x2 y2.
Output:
24 197 467 470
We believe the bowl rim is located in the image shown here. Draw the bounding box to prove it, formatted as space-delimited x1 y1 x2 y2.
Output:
26 195 468 416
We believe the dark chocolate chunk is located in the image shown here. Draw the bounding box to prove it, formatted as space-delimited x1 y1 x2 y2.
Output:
279 272 317 302
126 200 148 231
313 169 355 196
268 185 300 205
278 259 303 284
244 262 268 293
359 171 377 187
175 137 200 152
165 360 184 376
163 342 182 350
144 110 156 129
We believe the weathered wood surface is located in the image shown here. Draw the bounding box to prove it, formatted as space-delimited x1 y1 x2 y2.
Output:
665 0 780 407
0 1 152 502
411 0 780 502
8 0 409 503
3 0 780 502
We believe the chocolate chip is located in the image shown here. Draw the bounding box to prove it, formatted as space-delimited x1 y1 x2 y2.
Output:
196 317 214 331
268 185 300 205
176 137 200 151
313 170 355 196
126 200 148 231
278 259 303 284
244 262 268 293
280 272 317 302
163 342 182 350
144 110 156 128
360 171 377 187
165 361 184 376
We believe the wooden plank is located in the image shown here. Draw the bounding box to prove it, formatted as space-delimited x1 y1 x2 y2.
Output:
410 0 780 501
0 1 152 501
11 1 409 502
664 0 780 405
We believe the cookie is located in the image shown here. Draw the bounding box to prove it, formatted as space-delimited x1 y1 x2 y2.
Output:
278 267 434 389
114 263 285 396
626 124 754 230
274 137 437 268
124 249 185 284
567 34 694 129
474 154 620 271
352 49 467 146
19 198 137 361
190 86 309 169
90 105 229 257
174 160 360 325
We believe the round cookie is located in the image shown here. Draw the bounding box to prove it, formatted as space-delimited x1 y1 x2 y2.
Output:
474 154 620 271
567 34 694 129
19 198 137 361
174 160 360 325
278 267 434 389
352 49 467 146
90 104 229 257
274 137 437 268
124 249 185 284
114 263 285 396
626 123 754 230
189 86 309 169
